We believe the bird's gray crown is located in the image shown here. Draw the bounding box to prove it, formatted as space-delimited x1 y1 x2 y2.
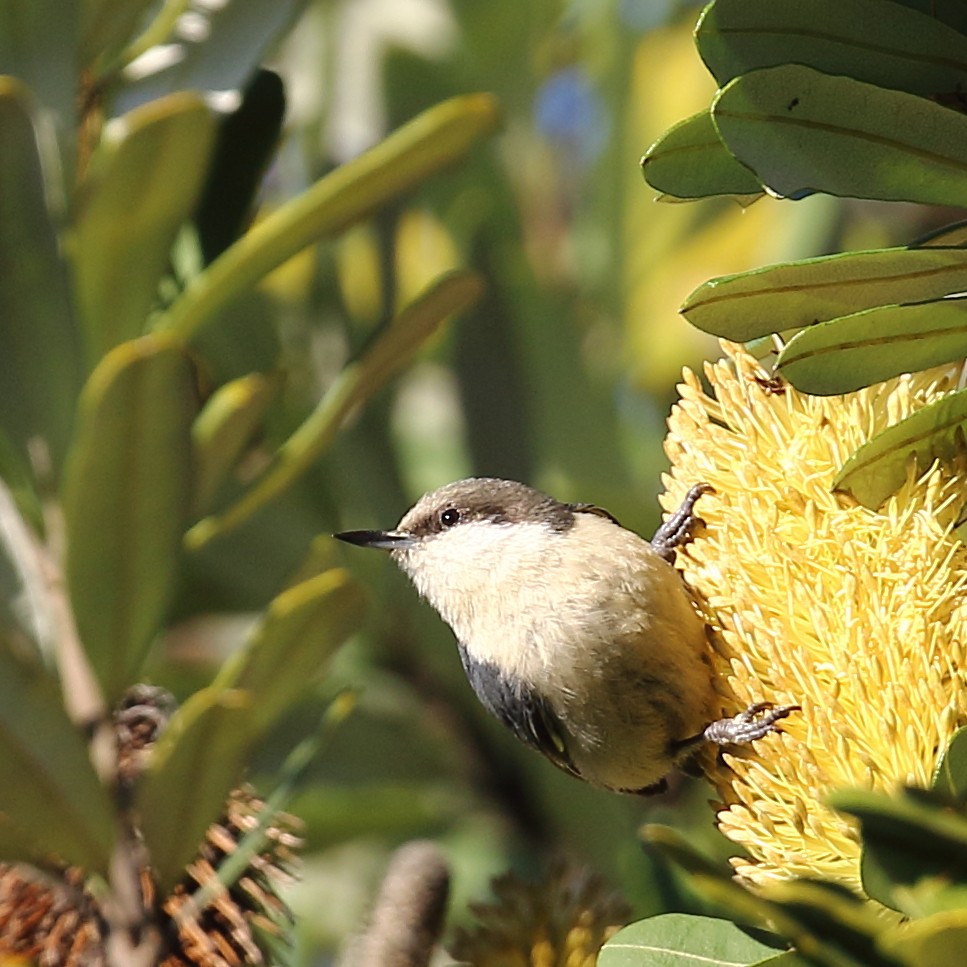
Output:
398 477 578 539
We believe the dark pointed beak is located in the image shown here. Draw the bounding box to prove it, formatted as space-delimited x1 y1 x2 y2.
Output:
334 529 415 551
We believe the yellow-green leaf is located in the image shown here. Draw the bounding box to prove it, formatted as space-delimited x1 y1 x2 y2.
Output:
192 371 281 516
157 94 499 342
70 93 215 363
214 568 364 735
833 388 967 508
136 686 252 894
682 246 967 341
186 269 483 546
0 642 116 873
883 911 967 967
778 297 967 395
62 335 196 704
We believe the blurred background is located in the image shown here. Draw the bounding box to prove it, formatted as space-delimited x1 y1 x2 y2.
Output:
132 0 941 960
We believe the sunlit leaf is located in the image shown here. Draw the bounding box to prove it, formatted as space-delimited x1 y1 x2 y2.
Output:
136 686 252 894
192 371 281 515
881 911 967 967
600 914 789 966
0 642 115 873
158 94 498 342
0 79 83 475
63 335 196 704
777 297 967 394
833 388 967 508
186 269 484 546
712 65 967 206
71 92 215 363
697 0 967 97
641 109 763 198
682 246 967 340
213 568 365 735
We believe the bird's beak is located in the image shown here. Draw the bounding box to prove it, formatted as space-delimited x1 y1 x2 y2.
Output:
334 529 415 551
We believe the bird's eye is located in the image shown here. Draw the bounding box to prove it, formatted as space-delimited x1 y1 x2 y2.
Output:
440 507 460 528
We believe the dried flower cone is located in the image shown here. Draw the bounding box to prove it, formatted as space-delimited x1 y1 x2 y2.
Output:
449 861 629 967
662 342 967 890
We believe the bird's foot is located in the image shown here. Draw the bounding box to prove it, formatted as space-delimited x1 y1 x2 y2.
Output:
651 483 714 563
702 701 800 747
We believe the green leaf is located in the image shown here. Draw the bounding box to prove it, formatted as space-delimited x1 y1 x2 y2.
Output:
136 686 252 894
157 94 499 342
0 3 77 169
887 0 967 36
681 246 967 341
80 0 156 70
186 269 484 547
600 913 789 966
0 78 83 475
641 109 763 199
62 335 197 705
933 727 967 801
213 568 365 735
712 65 967 206
0 641 115 873
832 387 967 508
697 0 967 97
70 92 216 363
114 0 309 115
777 297 967 394
881 911 967 967
192 371 282 516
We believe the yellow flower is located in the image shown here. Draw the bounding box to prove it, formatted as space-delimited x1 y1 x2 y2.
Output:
661 342 967 891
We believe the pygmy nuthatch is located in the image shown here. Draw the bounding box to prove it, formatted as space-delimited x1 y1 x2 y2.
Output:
336 478 796 794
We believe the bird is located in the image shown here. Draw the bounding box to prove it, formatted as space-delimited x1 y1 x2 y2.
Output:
335 477 797 795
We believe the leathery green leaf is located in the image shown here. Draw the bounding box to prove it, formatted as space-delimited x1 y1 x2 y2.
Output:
157 94 498 342
191 371 282 516
833 388 967 508
712 65 967 206
71 93 215 364
933 727 967 801
697 0 967 97
0 79 83 475
681 246 967 341
0 641 115 873
600 913 789 966
80 0 157 69
63 335 196 704
641 110 763 199
777 297 967 395
136 686 252 894
214 569 364 735
882 911 967 966
186 269 484 547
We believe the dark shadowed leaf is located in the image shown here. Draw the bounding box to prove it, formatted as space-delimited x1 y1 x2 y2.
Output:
641 110 763 199
0 79 83 476
70 92 216 363
712 66 967 206
697 0 967 96
62 336 197 704
833 388 967 508
0 641 115 873
777 297 967 394
681 247 967 340
933 727 967 801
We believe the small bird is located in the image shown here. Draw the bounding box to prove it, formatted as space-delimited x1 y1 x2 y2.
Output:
336 478 796 794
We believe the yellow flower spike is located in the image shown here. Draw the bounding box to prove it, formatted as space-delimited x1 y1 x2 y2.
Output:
662 342 967 890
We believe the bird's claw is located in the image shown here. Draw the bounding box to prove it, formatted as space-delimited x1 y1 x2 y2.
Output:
651 483 715 563
702 701 801 747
